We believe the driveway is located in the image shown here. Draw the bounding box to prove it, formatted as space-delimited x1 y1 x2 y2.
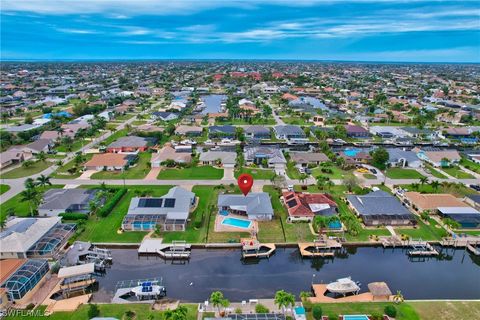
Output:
77 170 97 179
222 167 235 180
144 167 161 180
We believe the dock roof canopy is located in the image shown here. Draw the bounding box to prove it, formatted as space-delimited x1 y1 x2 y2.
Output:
58 263 95 278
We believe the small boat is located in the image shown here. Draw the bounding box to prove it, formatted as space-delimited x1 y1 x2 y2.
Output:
326 277 361 296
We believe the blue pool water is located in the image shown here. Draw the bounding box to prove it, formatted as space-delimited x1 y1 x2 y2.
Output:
294 306 306 315
344 148 361 157
222 217 252 229
343 316 369 320
133 222 157 230
220 210 229 216
328 220 342 229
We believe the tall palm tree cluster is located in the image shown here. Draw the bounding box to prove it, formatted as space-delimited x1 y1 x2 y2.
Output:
20 175 52 216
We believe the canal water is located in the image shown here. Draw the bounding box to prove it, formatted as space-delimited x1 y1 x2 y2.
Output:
92 247 480 302
200 95 226 115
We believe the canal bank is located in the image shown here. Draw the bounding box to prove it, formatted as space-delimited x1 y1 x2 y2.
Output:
91 246 480 303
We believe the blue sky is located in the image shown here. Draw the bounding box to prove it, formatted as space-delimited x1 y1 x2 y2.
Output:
2 0 479 62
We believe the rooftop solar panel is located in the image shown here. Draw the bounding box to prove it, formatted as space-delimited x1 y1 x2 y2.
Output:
164 198 176 208
139 198 163 208
285 194 295 200
287 199 297 208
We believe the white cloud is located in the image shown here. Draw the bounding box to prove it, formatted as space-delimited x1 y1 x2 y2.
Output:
56 28 99 34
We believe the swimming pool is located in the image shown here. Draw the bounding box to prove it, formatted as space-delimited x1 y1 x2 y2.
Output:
343 315 369 320
344 148 361 157
294 306 306 315
222 217 252 229
328 220 342 229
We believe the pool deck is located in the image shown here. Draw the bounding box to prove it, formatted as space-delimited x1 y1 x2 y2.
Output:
214 213 258 233
309 284 375 303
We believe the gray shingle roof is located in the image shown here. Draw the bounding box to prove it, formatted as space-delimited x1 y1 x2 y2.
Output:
108 136 155 148
244 146 286 164
347 190 412 216
274 125 306 137
39 189 98 212
218 192 274 217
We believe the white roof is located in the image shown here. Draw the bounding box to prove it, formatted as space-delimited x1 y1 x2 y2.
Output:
438 207 480 215
308 203 331 212
0 217 60 253
58 263 95 278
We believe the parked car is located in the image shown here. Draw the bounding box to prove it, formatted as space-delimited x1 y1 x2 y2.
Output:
370 168 377 174
287 185 294 191
469 184 480 192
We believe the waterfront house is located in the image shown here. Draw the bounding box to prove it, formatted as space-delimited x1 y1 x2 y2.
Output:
175 125 203 136
217 192 274 220
106 136 155 153
38 188 100 216
290 151 329 167
208 125 236 138
273 125 307 142
386 148 423 168
464 194 480 210
402 192 470 212
347 190 414 226
152 145 192 166
415 148 461 167
345 124 370 138
151 111 178 122
437 207 480 229
244 125 271 140
122 186 195 231
282 191 338 222
199 151 236 168
84 153 137 171
244 146 287 168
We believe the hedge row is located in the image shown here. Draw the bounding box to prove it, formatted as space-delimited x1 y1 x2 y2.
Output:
59 212 88 220
98 188 127 217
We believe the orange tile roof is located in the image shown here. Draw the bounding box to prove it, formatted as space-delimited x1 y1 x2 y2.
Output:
84 153 129 167
404 192 469 211
0 259 26 284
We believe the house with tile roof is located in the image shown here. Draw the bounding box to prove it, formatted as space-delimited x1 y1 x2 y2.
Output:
282 191 337 222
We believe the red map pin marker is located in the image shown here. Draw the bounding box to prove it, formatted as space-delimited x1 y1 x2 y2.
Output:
238 173 253 196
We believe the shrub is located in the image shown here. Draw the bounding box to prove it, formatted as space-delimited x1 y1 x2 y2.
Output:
384 305 397 318
98 188 127 217
88 304 100 318
370 312 383 320
312 305 322 320
235 308 242 314
255 304 269 313
59 212 88 220
194 212 203 228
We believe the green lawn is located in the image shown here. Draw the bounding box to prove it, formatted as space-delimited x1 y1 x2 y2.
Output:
311 165 350 179
50 154 94 179
160 185 213 243
90 152 151 180
158 165 224 180
424 164 448 179
4 303 198 320
410 301 480 320
385 168 425 179
0 184 10 195
286 162 301 179
99 129 128 146
263 185 315 242
0 185 64 219
114 113 135 121
281 116 310 125
440 166 475 179
55 139 87 152
235 167 276 180
77 185 172 243
307 302 419 320
400 183 476 198
460 157 480 174
0 161 51 179
363 173 377 179
216 118 276 125
397 217 448 241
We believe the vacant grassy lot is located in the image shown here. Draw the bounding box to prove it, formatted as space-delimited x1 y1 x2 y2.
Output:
385 168 425 179
424 164 448 179
4 303 198 320
0 184 10 195
77 185 172 243
158 165 224 180
50 153 94 179
0 161 51 179
400 183 476 198
410 301 480 320
397 217 448 241
99 129 128 146
235 167 276 180
91 152 151 180
307 302 419 320
311 165 350 179
440 166 475 179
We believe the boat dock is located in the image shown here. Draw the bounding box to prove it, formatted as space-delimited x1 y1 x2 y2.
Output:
408 242 439 256
441 236 480 248
138 239 191 260
241 238 276 258
298 238 342 258
466 243 480 256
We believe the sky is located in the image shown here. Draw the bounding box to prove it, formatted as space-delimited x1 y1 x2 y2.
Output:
1 0 480 62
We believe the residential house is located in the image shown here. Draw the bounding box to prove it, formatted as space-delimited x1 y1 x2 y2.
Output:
208 125 236 138
273 125 307 142
244 146 287 169
151 145 192 166
465 194 480 210
151 111 178 122
386 148 423 168
346 190 415 226
122 186 196 231
106 136 155 153
84 153 137 171
0 149 31 169
38 188 100 216
175 125 203 136
282 191 338 222
244 125 271 140
290 152 329 167
415 148 461 167
345 125 370 138
199 151 236 168
23 139 53 154
402 192 470 213
217 192 274 220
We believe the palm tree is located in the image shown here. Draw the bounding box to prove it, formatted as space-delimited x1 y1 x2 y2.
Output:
430 180 440 192
313 215 336 236
410 182 420 191
210 291 224 315
419 176 429 186
274 290 295 315
24 178 36 190
20 188 39 216
36 174 51 188
36 151 47 162
0 216 7 231
165 306 188 320
22 160 34 168
393 290 404 304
